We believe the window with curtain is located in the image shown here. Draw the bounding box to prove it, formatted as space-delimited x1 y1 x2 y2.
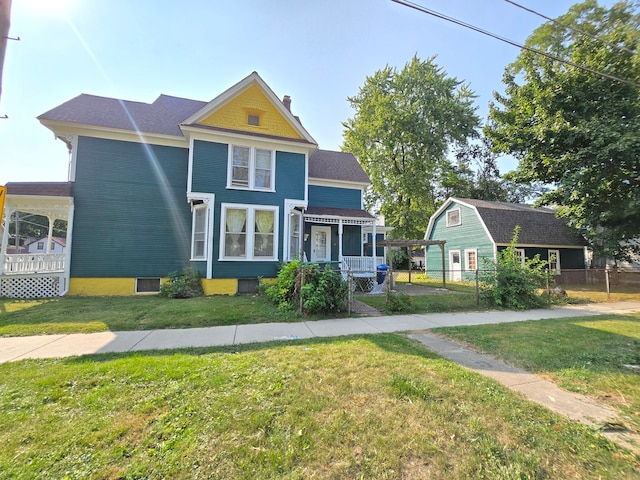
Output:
465 249 477 271
221 204 278 260
254 210 275 257
228 145 274 190
191 204 208 260
224 208 247 257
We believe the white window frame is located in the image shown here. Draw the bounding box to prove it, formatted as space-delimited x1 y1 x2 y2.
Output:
227 145 275 192
446 208 461 227
220 203 279 261
465 248 478 272
514 248 526 267
190 203 209 261
548 249 561 275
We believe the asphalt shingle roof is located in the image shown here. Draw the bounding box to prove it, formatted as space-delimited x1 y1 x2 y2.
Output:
305 206 374 219
453 197 587 246
308 150 370 184
38 94 207 137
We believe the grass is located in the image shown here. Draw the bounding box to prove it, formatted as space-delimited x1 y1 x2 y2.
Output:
1 334 638 479
0 295 297 337
563 283 640 303
434 313 640 435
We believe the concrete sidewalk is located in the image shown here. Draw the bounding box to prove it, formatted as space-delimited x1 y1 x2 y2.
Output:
1 301 639 364
1 300 639 452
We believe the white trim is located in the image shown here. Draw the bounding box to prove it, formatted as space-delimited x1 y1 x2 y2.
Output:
39 120 188 148
180 72 317 145
187 193 215 278
446 208 462 227
68 135 79 182
548 249 561 275
284 199 307 262
219 203 279 261
308 177 370 189
227 144 275 192
187 136 195 194
182 126 314 152
464 248 478 272
449 249 462 281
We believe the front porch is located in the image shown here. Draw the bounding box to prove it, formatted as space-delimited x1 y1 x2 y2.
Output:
301 206 389 289
0 183 74 298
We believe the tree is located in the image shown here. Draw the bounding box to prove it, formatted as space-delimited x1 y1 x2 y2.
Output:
343 55 480 239
486 0 640 261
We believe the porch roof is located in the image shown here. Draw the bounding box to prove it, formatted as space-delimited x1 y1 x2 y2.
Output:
305 206 374 220
6 182 74 197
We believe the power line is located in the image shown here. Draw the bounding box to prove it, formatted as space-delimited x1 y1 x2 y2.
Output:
504 0 637 56
391 0 640 88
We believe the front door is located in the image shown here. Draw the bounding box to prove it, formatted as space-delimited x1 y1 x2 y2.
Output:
311 226 332 263
449 250 462 281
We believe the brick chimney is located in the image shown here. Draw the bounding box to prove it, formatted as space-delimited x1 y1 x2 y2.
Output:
282 95 291 112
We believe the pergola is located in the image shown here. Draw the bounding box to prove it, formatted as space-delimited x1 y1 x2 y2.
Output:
366 239 447 287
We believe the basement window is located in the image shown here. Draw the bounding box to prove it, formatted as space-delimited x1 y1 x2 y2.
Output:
136 278 161 294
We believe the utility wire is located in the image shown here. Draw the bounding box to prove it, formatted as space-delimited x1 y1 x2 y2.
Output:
391 0 640 88
504 0 637 56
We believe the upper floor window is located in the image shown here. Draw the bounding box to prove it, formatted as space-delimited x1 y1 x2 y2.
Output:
228 145 275 191
446 208 461 227
248 114 260 126
37 242 44 250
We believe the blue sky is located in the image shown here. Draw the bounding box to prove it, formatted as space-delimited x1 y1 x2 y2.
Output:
0 0 616 185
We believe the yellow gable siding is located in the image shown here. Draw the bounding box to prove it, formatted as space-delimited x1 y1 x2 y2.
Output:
198 83 302 139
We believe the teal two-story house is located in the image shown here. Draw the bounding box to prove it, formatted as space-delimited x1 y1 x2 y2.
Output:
425 197 587 283
0 72 385 297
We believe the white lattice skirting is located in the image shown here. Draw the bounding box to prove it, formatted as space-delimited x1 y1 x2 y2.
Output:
0 275 66 299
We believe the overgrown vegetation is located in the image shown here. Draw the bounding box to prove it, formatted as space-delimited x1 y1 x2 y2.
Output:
265 260 349 314
480 227 554 310
159 267 204 299
0 335 636 478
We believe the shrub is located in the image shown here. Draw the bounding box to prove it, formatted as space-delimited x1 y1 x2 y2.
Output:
479 226 553 310
159 267 204 299
265 261 348 314
385 292 413 313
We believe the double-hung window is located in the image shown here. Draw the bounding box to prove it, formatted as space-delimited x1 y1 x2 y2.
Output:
221 204 278 261
228 145 275 191
465 249 477 272
548 249 560 275
191 203 208 260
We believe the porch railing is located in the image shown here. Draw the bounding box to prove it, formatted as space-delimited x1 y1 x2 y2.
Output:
341 256 385 274
2 254 66 275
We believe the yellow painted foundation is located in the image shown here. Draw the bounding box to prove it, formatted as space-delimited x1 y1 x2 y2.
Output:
68 277 242 296
68 278 136 296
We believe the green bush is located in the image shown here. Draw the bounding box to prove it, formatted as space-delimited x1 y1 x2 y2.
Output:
479 227 553 310
265 261 348 314
385 292 413 313
159 267 204 299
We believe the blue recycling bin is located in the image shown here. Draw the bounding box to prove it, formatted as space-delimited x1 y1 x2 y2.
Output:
376 264 388 284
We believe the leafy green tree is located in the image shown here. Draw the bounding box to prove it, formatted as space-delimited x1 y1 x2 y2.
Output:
343 55 480 239
486 0 640 261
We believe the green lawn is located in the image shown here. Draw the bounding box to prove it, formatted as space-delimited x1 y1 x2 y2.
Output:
1 334 637 479
0 295 298 337
435 313 640 436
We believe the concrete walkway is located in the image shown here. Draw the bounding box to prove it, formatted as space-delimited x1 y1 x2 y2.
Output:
1 301 639 451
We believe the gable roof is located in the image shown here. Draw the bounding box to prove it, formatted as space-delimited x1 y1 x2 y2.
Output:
39 72 317 146
308 150 370 185
181 72 316 145
429 197 587 247
38 94 206 137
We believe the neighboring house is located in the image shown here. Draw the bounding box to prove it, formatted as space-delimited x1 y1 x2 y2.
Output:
25 237 66 254
0 72 386 298
424 197 588 283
